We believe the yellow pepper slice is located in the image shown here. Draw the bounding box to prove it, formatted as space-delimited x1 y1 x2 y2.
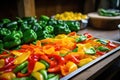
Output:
31 72 43 80
78 58 93 67
14 51 31 64
33 62 46 72
61 61 78 76
0 59 5 68
0 72 16 80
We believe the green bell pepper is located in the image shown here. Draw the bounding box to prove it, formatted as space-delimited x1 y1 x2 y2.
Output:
4 37 21 49
21 66 28 74
12 77 35 80
47 74 59 80
3 30 23 41
39 69 48 80
22 29 37 43
85 47 96 55
97 46 110 52
4 21 18 31
76 35 87 42
2 18 11 23
0 28 11 37
66 21 80 32
54 24 71 34
97 39 108 45
44 25 54 34
40 60 50 69
14 61 28 73
39 15 50 21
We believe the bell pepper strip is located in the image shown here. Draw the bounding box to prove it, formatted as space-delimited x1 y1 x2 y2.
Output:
12 77 34 80
40 54 57 68
78 58 93 67
39 60 50 69
47 74 59 80
14 51 31 64
96 39 108 45
96 51 106 56
61 61 78 76
39 69 48 80
67 31 77 36
16 53 39 77
97 46 110 52
84 47 96 55
13 61 28 73
0 59 5 68
107 41 118 49
0 72 16 80
31 72 44 80
33 62 46 72
76 34 87 42
0 57 15 71
83 32 93 38
47 54 66 72
21 66 28 74
64 54 80 64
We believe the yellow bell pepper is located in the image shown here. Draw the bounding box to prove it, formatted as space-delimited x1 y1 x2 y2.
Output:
0 59 5 68
14 51 31 64
43 45 55 54
33 62 46 72
0 72 16 80
31 72 43 80
61 61 78 76
11 50 23 56
78 58 93 67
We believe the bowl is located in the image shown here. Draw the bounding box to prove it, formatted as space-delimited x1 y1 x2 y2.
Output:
88 12 120 30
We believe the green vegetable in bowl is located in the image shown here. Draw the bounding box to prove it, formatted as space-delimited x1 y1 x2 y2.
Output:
98 8 120 17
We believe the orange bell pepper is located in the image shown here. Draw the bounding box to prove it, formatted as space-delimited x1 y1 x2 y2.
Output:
61 61 78 76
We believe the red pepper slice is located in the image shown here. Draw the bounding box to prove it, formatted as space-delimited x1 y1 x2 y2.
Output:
107 41 118 49
68 32 77 36
84 32 93 38
64 54 80 64
47 54 66 72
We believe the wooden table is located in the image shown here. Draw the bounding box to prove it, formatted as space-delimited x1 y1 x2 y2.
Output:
69 27 120 80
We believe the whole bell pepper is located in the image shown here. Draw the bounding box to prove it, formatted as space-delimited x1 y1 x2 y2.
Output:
65 21 80 32
0 28 11 37
4 21 18 31
22 29 37 43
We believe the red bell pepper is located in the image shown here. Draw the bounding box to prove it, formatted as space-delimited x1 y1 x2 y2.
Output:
84 32 93 38
0 57 15 71
64 54 80 64
17 53 41 77
107 41 118 49
47 54 66 73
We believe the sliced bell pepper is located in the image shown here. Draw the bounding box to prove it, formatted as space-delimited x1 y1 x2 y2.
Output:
61 61 78 76
64 54 80 64
14 51 31 64
39 69 48 80
0 72 16 80
13 61 28 73
31 72 44 80
78 58 93 67
33 62 46 72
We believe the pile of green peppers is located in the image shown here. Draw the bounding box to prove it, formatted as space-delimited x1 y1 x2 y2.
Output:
98 8 120 17
0 15 80 53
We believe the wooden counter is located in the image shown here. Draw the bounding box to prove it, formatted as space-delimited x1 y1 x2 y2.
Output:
69 27 120 80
